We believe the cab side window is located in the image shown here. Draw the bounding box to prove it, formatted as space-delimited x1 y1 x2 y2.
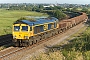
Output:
30 27 32 31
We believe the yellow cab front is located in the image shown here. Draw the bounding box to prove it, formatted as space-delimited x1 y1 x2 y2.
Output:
13 24 30 40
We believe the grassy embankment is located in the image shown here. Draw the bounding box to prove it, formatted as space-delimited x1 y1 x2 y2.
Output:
30 24 90 60
0 9 48 35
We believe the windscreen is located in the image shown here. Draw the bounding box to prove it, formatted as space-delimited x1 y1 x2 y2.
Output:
21 26 28 31
14 26 20 31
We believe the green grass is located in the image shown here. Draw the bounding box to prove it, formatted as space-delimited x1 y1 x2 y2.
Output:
0 46 5 51
77 8 82 11
0 9 48 35
87 8 90 11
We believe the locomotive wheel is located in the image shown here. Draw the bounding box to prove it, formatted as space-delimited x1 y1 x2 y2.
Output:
15 41 20 47
32 41 34 45
14 42 18 46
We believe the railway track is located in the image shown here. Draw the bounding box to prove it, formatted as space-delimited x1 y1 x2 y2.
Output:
0 32 60 60
0 34 12 46
0 22 86 60
0 47 24 59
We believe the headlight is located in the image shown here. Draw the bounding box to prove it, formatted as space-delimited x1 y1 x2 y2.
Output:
24 36 28 39
13 36 16 39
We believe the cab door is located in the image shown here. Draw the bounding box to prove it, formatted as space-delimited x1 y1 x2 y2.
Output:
29 26 34 37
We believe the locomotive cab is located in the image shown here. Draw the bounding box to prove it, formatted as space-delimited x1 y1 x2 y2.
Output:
13 23 34 46
13 24 30 40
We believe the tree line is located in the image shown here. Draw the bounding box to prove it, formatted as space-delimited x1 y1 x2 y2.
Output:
7 4 90 20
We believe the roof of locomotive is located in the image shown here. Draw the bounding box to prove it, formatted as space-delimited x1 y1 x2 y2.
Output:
14 17 58 26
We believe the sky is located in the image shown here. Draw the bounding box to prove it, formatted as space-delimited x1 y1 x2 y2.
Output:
0 0 90 4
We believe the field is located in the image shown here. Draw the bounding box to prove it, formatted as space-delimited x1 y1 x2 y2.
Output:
0 9 48 35
30 25 90 60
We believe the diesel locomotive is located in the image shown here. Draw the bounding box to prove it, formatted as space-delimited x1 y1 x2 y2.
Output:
12 13 88 46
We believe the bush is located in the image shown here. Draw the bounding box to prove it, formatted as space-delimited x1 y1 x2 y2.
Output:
17 17 36 22
53 10 66 20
